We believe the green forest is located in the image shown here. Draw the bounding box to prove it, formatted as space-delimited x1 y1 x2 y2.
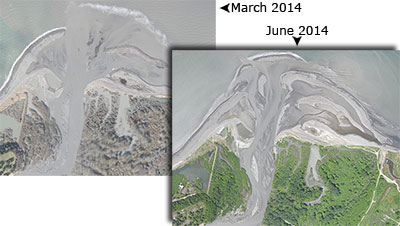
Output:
172 139 251 226
263 137 380 226
0 142 17 175
172 135 399 226
361 175 400 226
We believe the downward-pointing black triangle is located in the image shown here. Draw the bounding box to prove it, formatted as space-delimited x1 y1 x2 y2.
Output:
221 3 230 13
293 36 302 46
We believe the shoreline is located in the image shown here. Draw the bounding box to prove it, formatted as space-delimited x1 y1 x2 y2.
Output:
79 3 168 47
173 51 304 156
0 27 66 96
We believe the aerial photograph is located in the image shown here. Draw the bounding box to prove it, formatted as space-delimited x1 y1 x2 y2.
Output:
0 0 215 175
172 51 400 225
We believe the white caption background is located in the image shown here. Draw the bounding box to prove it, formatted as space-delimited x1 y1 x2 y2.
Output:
217 0 400 47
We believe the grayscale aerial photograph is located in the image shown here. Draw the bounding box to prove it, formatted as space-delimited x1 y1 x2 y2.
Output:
172 51 400 225
0 0 215 176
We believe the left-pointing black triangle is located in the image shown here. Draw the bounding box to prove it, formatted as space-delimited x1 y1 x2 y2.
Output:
221 3 230 13
293 36 302 46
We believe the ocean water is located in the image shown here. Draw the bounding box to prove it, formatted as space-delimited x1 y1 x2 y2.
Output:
292 50 400 127
0 0 67 85
172 51 260 150
0 18 27 85
172 50 400 151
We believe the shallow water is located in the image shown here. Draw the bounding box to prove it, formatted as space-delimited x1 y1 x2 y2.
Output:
292 50 400 127
174 164 210 191
173 50 400 152
0 113 19 138
172 51 259 151
0 0 66 84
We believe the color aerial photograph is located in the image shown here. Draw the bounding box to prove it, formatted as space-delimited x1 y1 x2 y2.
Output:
0 0 215 176
172 50 400 225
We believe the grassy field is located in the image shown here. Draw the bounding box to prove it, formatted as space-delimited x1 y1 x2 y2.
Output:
172 132 251 226
361 176 400 226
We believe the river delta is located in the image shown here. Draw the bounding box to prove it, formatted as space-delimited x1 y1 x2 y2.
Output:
172 51 400 225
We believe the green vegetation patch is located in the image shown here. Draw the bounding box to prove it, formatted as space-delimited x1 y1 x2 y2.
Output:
263 137 379 226
361 176 400 226
172 137 251 226
0 142 18 175
318 144 330 157
172 193 217 225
